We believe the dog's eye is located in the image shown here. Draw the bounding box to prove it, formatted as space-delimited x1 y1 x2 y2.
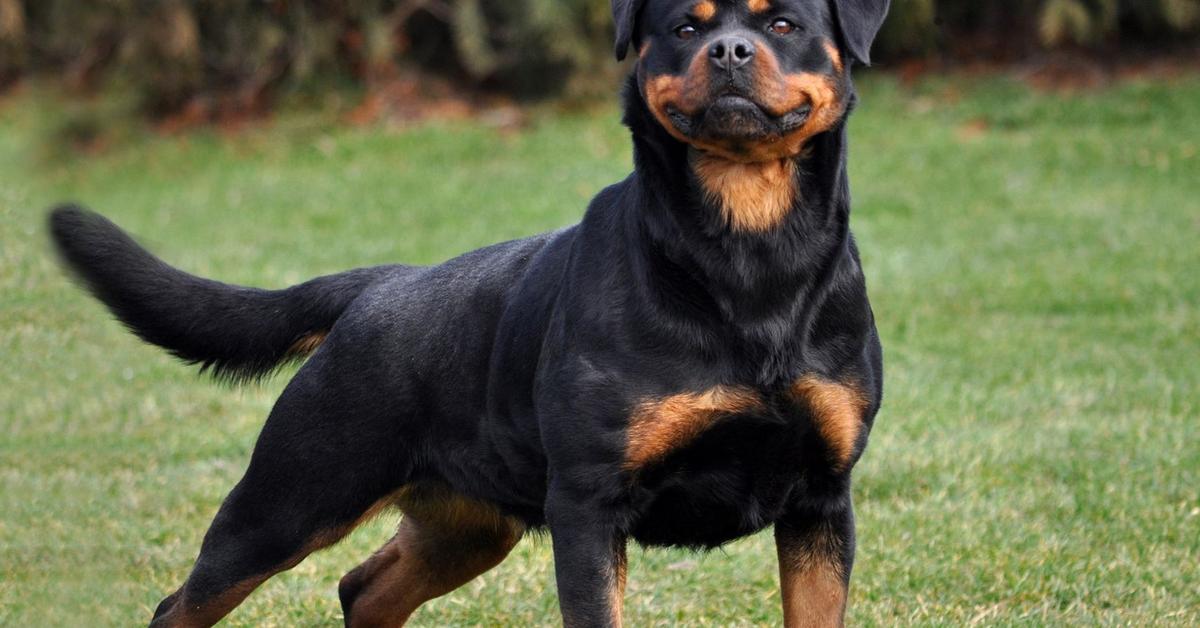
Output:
675 25 699 40
769 19 796 35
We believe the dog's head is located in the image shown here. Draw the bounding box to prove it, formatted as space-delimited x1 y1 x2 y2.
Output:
614 0 889 163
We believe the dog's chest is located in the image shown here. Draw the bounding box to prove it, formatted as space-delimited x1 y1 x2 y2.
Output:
622 377 866 548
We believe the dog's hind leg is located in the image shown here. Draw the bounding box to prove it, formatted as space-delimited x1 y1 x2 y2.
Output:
148 361 411 628
338 486 524 627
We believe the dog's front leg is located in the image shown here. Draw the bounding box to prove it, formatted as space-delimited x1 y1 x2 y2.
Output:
774 501 856 628
546 492 627 628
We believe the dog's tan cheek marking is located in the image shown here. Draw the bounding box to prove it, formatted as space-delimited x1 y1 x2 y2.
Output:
624 386 764 471
694 0 717 22
775 524 849 627
824 39 844 74
643 47 714 148
789 376 867 471
750 41 779 100
645 53 773 162
781 72 839 116
755 44 839 118
748 0 772 13
694 156 797 232
783 72 843 147
645 74 689 145
770 77 845 156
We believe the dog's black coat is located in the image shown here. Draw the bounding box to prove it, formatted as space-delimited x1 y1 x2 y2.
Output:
50 1 889 625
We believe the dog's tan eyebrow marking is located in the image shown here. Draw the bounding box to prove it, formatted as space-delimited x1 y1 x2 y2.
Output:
748 0 771 13
693 0 718 22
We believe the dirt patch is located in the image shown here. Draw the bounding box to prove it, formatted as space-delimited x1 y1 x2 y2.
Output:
890 45 1200 92
152 69 528 137
344 71 526 133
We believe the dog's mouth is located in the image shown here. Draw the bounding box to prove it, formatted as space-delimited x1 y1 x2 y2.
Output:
667 94 812 143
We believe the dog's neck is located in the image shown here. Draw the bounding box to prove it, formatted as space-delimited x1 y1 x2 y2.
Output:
616 76 862 377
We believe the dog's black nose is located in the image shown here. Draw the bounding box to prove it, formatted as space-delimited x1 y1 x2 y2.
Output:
709 36 755 71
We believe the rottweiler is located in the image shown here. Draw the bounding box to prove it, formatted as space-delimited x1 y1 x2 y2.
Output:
48 0 889 625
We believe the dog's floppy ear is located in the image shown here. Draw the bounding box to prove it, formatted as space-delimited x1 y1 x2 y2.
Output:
830 0 891 66
612 0 647 61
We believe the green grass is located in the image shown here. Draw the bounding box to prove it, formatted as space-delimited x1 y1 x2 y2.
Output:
2 74 1198 626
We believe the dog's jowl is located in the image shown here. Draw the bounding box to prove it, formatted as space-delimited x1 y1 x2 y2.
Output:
50 0 890 626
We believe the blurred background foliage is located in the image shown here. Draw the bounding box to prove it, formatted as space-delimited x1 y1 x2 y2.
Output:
0 0 1197 118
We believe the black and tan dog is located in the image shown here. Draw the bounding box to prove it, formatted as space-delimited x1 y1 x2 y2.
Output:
49 0 889 625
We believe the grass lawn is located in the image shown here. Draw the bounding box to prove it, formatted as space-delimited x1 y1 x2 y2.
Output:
2 73 1198 626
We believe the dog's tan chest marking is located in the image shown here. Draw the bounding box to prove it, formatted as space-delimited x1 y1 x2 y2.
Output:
624 386 765 471
693 155 797 232
789 375 867 470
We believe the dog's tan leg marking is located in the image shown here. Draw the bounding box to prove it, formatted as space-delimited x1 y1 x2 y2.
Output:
154 492 402 627
612 540 628 626
151 577 267 628
557 536 626 628
775 520 848 628
693 155 797 232
789 375 867 471
561 536 627 628
624 386 764 472
339 487 524 627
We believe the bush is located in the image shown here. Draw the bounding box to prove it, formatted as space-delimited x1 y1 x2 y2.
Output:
880 0 1200 58
0 0 25 87
4 0 620 116
1 0 1197 116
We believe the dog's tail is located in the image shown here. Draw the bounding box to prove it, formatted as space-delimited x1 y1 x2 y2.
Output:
48 205 402 383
